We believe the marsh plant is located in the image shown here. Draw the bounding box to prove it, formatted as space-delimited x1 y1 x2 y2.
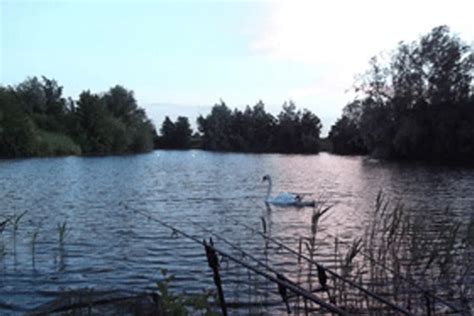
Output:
358 192 473 314
292 201 335 313
30 229 39 267
57 220 68 245
157 268 219 316
0 234 5 263
330 237 364 310
306 202 332 290
0 217 8 262
292 193 472 314
13 210 28 233
12 211 28 250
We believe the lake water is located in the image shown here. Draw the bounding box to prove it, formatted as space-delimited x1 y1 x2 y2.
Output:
0 151 473 314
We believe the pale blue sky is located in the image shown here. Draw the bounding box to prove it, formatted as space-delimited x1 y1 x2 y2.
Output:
2 0 473 134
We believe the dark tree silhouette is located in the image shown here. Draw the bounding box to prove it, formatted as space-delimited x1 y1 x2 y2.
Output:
197 99 322 153
329 25 474 162
156 116 193 149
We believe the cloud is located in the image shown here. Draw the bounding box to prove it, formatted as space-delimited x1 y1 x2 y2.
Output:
253 0 474 68
252 0 474 120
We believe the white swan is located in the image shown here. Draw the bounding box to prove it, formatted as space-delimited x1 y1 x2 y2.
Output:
262 175 315 207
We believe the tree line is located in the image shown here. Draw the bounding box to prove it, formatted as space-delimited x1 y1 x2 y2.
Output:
4 25 471 161
197 100 322 153
329 26 474 162
156 100 323 153
0 76 323 158
0 77 155 157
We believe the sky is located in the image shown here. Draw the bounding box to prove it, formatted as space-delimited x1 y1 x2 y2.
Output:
1 0 473 135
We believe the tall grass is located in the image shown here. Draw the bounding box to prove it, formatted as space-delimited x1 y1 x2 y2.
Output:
359 192 473 313
36 130 81 156
293 192 472 314
58 220 68 245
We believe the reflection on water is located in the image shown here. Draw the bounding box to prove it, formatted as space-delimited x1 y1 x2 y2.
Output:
0 151 473 312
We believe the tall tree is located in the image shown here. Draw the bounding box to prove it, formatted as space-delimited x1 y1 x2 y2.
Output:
0 87 37 157
330 25 474 161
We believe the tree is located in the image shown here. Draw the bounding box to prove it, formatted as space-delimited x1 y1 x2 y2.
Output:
174 116 192 148
159 116 176 148
156 116 193 149
14 76 46 114
197 100 233 151
329 101 367 155
75 90 112 154
0 77 156 157
331 25 474 161
273 101 306 153
196 99 322 153
0 87 37 157
300 109 322 153
103 85 138 122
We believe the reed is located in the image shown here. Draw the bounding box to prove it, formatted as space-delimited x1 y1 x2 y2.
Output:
57 220 68 245
288 191 472 314
30 229 39 267
358 192 473 314
157 268 219 315
0 217 7 262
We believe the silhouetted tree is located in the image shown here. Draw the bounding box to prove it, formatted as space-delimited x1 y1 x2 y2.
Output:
330 25 474 162
0 87 37 157
157 116 193 149
197 100 233 151
329 101 367 155
197 99 322 153
174 116 193 148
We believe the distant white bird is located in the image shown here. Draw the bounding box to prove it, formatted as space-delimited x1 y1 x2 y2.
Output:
262 175 315 207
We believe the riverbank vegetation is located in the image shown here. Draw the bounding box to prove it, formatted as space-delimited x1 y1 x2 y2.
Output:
196 100 322 153
1 77 323 157
0 77 155 158
156 100 323 153
329 26 474 162
155 116 194 149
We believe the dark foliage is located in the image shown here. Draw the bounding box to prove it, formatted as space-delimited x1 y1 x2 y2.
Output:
0 77 155 157
329 26 474 162
329 100 367 155
197 100 322 153
156 116 193 149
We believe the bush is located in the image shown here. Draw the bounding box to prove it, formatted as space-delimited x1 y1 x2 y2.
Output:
35 130 81 156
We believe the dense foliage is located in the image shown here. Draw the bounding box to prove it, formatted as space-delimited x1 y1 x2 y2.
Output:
329 26 474 162
197 100 322 153
156 116 193 149
0 77 155 157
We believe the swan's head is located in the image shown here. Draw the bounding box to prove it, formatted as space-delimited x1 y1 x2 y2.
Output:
262 175 271 182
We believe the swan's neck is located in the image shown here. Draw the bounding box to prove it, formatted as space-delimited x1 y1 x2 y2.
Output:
265 179 272 200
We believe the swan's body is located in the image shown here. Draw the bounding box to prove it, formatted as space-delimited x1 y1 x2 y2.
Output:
262 175 315 207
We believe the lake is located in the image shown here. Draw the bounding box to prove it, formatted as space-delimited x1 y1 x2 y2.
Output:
0 151 473 314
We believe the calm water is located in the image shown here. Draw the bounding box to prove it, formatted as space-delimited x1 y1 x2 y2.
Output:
0 151 473 313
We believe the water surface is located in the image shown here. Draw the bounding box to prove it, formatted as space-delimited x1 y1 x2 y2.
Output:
0 151 473 313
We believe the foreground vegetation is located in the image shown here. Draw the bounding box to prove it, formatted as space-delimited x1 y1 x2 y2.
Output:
288 195 473 314
329 26 474 162
1 194 472 314
0 77 155 158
